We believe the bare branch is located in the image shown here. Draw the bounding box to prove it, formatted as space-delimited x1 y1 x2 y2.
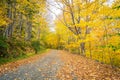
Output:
46 1 70 13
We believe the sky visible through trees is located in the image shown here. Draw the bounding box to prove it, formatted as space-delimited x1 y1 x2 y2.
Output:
47 0 114 32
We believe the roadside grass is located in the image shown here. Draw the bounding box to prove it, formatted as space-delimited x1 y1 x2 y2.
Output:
0 49 49 65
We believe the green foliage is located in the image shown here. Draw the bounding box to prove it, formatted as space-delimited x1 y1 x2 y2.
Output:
0 36 47 65
0 36 9 58
0 37 8 49
117 33 120 36
31 40 40 53
0 49 48 65
113 5 120 9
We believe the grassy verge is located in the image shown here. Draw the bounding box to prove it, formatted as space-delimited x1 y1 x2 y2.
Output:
0 49 49 65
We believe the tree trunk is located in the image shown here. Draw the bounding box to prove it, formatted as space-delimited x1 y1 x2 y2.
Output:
18 12 23 36
80 42 85 56
4 0 11 38
4 0 16 38
25 20 32 41
89 41 92 58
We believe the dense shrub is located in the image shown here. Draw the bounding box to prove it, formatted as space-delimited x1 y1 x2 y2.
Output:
0 36 9 58
32 40 44 53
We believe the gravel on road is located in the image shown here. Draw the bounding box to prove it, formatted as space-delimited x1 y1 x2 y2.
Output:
0 50 63 80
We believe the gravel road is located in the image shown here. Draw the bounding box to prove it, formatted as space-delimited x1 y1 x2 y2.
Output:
0 50 63 80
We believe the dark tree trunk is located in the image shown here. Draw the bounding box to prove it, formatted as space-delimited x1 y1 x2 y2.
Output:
80 42 85 56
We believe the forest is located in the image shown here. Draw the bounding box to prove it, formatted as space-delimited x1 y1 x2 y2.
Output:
0 0 47 62
0 0 120 79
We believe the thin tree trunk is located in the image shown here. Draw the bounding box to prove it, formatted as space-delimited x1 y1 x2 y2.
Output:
25 18 32 41
80 42 85 56
89 41 92 58
19 12 23 36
